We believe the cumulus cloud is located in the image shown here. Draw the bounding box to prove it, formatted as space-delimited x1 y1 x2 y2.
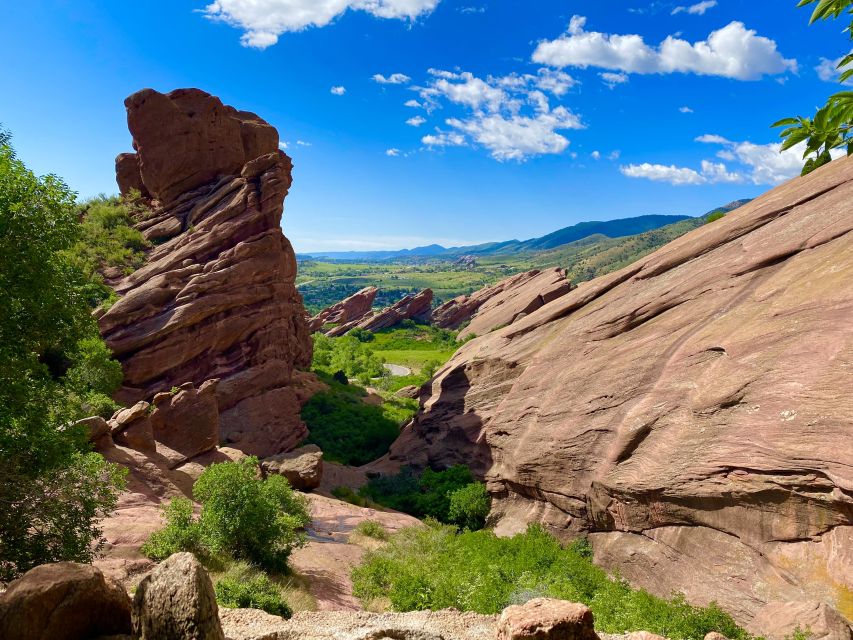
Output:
204 0 441 48
600 71 629 88
404 99 423 108
386 148 401 156
591 150 601 160
406 116 427 126
413 68 584 161
278 141 289 150
816 56 853 86
672 1 717 16
373 72 412 84
331 85 347 95
622 134 845 187
679 106 694 113
532 16 796 80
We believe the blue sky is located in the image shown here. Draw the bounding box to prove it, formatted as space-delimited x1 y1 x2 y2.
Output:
1 0 848 252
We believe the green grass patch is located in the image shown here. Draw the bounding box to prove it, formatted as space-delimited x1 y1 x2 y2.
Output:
215 561 293 618
352 523 749 640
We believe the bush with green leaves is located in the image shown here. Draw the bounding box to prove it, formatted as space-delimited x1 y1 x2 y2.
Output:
215 561 293 618
0 129 127 580
352 523 748 640
353 520 389 541
773 1 852 175
359 465 487 528
142 457 310 572
312 333 384 384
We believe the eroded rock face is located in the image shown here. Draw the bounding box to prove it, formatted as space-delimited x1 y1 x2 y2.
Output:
261 444 324 491
309 286 378 334
433 268 574 338
389 157 853 626
0 562 132 640
132 552 224 640
748 601 853 640
101 88 312 458
329 289 434 336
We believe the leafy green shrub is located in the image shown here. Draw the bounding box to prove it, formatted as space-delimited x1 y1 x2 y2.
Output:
312 334 384 383
215 561 292 618
704 212 725 224
359 465 485 527
350 327 375 343
354 520 389 541
302 391 402 466
447 483 491 530
332 485 370 507
0 130 127 580
352 523 748 640
142 458 310 572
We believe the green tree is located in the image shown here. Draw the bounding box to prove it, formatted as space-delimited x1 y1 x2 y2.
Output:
447 483 491 531
773 1 853 175
0 129 126 580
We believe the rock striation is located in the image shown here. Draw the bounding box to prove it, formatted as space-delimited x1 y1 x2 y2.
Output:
328 288 434 336
100 88 313 458
309 286 378 334
433 268 574 338
388 157 853 626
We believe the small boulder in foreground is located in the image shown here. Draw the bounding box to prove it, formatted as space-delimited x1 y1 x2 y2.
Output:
497 598 599 640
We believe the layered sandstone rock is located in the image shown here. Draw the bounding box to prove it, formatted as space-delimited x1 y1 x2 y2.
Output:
389 157 853 626
328 288 433 336
433 268 574 338
497 599 599 640
100 88 312 458
261 444 324 491
309 286 378 333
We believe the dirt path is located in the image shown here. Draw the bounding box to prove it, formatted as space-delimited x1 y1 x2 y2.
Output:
383 363 412 376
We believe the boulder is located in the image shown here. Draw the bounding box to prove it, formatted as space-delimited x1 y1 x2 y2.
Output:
704 633 730 640
497 598 598 640
309 286 378 334
261 444 323 491
329 289 433 336
747 601 853 640
132 552 224 640
110 401 155 452
388 156 853 625
149 379 220 467
395 385 421 399
76 415 110 442
432 268 573 338
624 633 666 640
102 88 312 459
0 562 132 640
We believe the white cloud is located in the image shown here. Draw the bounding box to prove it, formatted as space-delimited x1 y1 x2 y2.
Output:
422 131 467 147
672 1 717 16
533 17 796 80
600 71 629 88
591 150 601 160
459 5 485 13
386 148 401 156
534 68 578 96
331 85 346 95
278 141 289 150
204 0 441 48
406 116 427 126
679 106 694 113
373 72 412 84
623 134 846 187
296 140 312 146
816 56 853 86
404 99 423 108
608 150 621 161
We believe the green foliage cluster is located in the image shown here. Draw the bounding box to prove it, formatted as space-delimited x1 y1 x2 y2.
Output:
215 561 293 618
352 524 748 640
704 212 726 224
301 384 404 466
353 520 390 541
142 457 310 573
773 1 853 175
312 333 384 384
359 465 488 529
0 130 126 580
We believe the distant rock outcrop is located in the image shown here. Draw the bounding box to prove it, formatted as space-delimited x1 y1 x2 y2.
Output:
309 286 378 333
328 288 434 335
389 157 853 626
100 88 312 458
433 268 574 338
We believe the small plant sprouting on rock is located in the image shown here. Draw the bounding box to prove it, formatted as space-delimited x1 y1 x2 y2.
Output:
353 520 389 541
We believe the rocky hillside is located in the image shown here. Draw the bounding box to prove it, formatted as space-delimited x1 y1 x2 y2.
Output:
99 88 312 457
388 157 853 627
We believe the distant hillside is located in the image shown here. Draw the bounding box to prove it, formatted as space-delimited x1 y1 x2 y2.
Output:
300 213 712 261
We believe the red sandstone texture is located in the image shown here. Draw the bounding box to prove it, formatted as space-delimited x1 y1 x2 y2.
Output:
100 88 312 458
328 288 434 336
389 156 853 627
309 286 378 334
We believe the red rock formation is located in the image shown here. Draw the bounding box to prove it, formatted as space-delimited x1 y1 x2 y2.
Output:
389 157 853 627
309 286 378 333
100 88 312 458
328 289 433 336
433 268 574 338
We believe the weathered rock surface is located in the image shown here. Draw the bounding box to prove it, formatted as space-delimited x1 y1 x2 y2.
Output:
328 289 433 336
388 156 853 626
0 562 132 640
101 88 312 458
433 268 574 338
133 552 224 640
497 598 599 640
150 380 220 467
309 286 378 334
261 444 323 491
747 601 853 640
